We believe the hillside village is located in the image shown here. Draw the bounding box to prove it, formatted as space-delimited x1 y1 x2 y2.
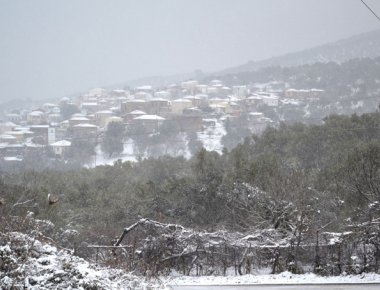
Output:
4 53 380 169
0 79 327 167
3 1 380 287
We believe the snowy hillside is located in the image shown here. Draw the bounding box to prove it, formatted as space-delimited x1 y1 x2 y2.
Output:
0 232 161 289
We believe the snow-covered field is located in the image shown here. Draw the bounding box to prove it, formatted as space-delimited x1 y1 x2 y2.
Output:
164 271 380 287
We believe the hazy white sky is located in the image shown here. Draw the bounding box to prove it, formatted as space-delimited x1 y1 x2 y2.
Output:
1 0 380 101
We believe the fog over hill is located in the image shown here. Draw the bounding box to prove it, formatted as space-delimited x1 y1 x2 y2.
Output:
2 0 380 102
212 29 380 76
118 29 380 89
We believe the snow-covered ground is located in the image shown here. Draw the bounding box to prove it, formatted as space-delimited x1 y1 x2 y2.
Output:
164 272 380 287
197 118 225 153
90 140 137 167
0 232 161 289
2 231 380 289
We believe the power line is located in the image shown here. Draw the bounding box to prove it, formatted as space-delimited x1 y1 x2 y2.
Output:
360 0 380 22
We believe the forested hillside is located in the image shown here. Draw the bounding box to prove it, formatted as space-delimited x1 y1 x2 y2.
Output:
1 109 380 274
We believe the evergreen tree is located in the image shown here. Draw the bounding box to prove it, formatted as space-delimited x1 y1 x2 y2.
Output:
101 122 125 157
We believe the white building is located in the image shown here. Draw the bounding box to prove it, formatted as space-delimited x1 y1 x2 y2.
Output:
50 140 71 156
171 99 193 115
262 95 279 107
154 91 171 100
233 85 248 98
132 114 165 133
27 111 45 125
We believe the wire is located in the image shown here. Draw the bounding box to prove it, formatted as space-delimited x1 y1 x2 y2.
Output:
360 0 380 22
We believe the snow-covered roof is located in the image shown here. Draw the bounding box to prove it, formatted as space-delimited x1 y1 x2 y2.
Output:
186 107 202 111
51 140 71 147
25 143 45 148
70 117 90 121
107 116 123 121
4 157 22 162
73 123 97 128
182 80 198 85
43 103 56 107
133 114 165 121
136 85 153 90
149 98 169 102
172 98 192 103
81 102 98 106
14 127 30 132
249 112 264 116
129 110 146 115
262 95 279 100
0 134 17 140
29 125 49 128
184 95 201 100
286 88 310 92
311 88 325 92
281 99 300 105
126 99 146 103
28 111 44 116
95 110 113 114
